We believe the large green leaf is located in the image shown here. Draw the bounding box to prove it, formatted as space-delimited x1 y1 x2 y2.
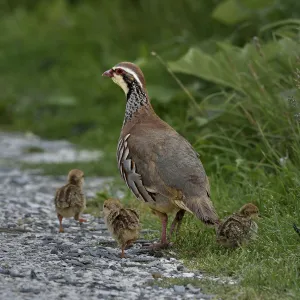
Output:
212 0 276 25
168 37 300 93
212 0 250 25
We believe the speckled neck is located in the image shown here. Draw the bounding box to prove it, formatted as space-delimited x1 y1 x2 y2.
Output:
124 82 150 124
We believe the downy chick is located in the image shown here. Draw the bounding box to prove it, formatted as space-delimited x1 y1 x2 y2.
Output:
216 203 259 248
54 169 86 233
103 198 140 258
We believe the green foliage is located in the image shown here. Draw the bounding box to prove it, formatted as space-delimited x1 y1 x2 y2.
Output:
169 33 300 177
1 0 300 298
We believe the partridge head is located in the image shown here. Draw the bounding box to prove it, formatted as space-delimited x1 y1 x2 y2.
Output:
103 62 218 249
103 198 140 258
216 203 259 248
54 169 86 233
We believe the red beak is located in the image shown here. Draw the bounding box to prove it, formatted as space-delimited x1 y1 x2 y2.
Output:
102 69 114 78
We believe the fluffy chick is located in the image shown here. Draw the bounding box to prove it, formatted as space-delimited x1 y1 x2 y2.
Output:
103 198 140 258
54 169 86 233
216 203 259 248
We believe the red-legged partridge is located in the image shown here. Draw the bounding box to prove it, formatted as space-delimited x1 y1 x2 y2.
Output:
216 203 259 248
103 198 140 258
54 169 86 233
103 62 218 248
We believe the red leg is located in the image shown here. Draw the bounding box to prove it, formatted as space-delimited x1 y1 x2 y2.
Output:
74 213 87 223
148 211 171 249
57 214 64 233
121 247 125 258
160 213 168 244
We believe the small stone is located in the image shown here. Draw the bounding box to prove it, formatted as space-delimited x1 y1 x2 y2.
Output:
10 270 25 278
68 259 83 266
177 265 184 271
24 217 34 224
0 267 10 275
58 293 67 298
30 269 37 279
94 224 107 231
50 248 58 255
12 176 28 185
173 285 185 294
186 283 201 293
7 223 16 228
42 235 54 241
68 252 81 258
152 272 162 279
19 287 41 294
17 219 24 226
153 252 164 258
82 258 92 265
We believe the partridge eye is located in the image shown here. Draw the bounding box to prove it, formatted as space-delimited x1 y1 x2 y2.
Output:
115 68 123 75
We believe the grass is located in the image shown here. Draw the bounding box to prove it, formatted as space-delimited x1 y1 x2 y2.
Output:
87 171 300 299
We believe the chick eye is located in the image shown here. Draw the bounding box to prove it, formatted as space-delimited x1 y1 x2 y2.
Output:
115 68 123 75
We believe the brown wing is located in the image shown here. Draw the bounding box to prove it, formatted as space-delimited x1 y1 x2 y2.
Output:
117 133 158 204
54 184 85 209
117 120 218 224
217 215 250 241
112 208 139 231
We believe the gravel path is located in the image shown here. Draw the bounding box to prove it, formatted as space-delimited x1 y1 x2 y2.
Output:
0 132 214 300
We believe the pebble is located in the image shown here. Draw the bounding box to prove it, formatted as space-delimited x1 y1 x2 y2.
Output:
19 287 41 294
0 267 10 275
30 270 38 279
174 285 186 294
152 272 163 279
50 248 58 254
10 271 25 278
177 265 184 271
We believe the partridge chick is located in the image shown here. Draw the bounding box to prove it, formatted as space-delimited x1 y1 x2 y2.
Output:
103 62 218 249
54 169 86 233
103 198 140 258
216 203 259 248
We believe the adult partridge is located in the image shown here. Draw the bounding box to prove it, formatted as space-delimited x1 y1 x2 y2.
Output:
103 62 218 248
216 203 259 248
54 169 86 233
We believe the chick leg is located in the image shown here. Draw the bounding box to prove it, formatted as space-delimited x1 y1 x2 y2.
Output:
169 209 185 238
121 246 126 258
57 214 64 233
120 239 135 258
74 213 87 223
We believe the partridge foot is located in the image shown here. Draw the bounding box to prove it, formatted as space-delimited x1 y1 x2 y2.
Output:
144 241 173 250
79 218 87 223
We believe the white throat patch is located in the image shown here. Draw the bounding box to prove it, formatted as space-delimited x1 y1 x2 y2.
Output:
112 74 129 94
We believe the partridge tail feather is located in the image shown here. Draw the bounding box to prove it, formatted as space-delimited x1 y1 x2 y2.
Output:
187 196 219 225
